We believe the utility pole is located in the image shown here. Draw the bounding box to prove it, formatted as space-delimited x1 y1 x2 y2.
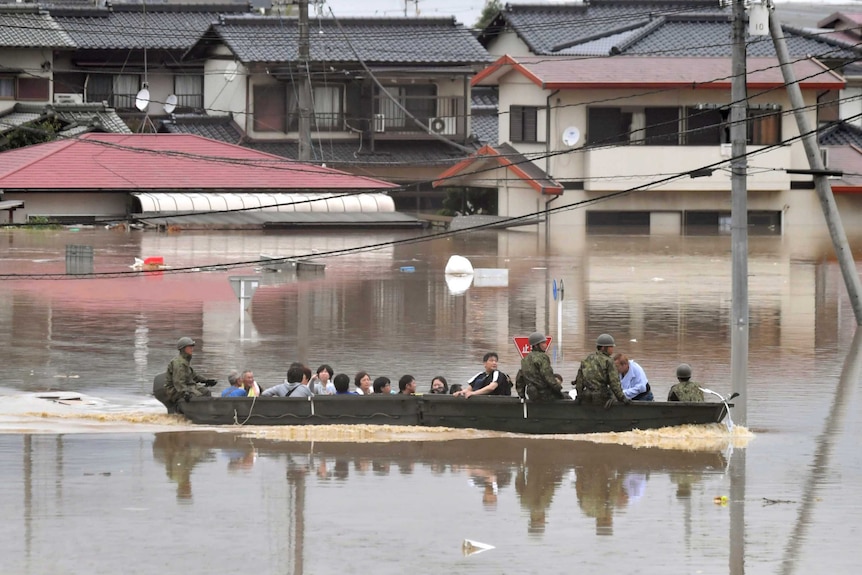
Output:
768 5 862 325
730 0 749 426
298 0 313 161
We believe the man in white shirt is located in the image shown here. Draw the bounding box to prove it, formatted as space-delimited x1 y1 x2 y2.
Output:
613 353 653 401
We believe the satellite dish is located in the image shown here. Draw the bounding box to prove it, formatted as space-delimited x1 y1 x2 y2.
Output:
135 88 150 112
224 61 238 82
562 126 581 147
163 94 178 114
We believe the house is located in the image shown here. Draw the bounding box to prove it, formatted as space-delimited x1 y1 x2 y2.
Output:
172 15 492 210
0 133 413 228
433 1 862 235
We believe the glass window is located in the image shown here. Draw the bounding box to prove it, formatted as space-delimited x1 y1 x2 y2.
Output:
17 77 49 101
113 75 139 109
587 107 631 145
254 84 286 133
644 107 679 145
311 85 342 130
86 74 112 105
174 75 203 111
748 109 781 145
0 77 14 99
685 107 725 145
511 105 538 142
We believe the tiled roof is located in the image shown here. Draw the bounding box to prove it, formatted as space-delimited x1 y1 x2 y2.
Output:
471 112 499 145
480 2 861 59
434 143 563 194
162 114 474 166
471 86 498 110
0 11 75 47
194 16 492 64
0 102 131 135
0 133 397 191
474 55 845 90
53 4 249 50
819 121 862 146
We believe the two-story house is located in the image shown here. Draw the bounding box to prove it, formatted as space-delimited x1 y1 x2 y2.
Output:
170 15 492 210
435 1 862 236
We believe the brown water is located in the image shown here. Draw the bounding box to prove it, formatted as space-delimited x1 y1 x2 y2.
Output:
0 227 860 574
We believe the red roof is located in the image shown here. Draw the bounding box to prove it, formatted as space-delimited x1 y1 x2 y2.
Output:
0 133 397 191
473 55 845 90
433 143 563 195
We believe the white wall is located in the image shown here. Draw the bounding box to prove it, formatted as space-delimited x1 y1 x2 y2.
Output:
0 193 127 223
205 47 247 125
485 31 533 58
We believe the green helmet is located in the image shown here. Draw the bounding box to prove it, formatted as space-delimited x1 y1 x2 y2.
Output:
528 331 546 347
176 336 196 350
676 363 692 379
596 333 615 347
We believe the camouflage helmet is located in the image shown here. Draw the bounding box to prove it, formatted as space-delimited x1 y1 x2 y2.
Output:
676 363 692 379
176 336 196 350
528 331 546 347
596 333 615 347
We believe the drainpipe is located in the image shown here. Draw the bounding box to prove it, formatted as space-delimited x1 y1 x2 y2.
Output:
544 90 560 247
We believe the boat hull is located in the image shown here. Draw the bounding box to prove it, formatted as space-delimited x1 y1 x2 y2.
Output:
176 394 729 434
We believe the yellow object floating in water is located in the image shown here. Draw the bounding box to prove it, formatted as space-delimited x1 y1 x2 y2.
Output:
713 495 729 506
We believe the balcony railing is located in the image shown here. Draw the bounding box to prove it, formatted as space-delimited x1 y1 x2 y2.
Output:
372 95 465 137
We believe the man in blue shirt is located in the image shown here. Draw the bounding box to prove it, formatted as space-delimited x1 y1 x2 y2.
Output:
613 353 654 401
221 370 247 397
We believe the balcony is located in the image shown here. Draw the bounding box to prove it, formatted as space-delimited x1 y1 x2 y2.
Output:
584 144 792 191
372 95 465 138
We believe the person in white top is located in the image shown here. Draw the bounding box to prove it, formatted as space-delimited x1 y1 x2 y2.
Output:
354 371 372 395
310 364 335 395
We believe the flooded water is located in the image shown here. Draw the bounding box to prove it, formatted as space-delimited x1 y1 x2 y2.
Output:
1 226 861 574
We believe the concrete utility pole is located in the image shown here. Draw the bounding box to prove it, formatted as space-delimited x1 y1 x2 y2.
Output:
769 5 862 325
730 0 749 427
298 0 313 161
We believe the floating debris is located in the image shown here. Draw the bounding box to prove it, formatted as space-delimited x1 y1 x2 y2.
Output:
462 539 495 556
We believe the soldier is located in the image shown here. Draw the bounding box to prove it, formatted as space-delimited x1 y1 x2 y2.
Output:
164 337 217 411
515 331 564 401
574 333 630 408
667 363 705 402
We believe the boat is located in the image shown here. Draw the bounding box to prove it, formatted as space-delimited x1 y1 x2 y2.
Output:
154 374 731 434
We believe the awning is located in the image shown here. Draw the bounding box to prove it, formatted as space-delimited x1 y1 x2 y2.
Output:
0 200 25 210
131 192 395 214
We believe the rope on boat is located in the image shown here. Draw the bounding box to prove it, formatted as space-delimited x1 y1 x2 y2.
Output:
234 395 258 426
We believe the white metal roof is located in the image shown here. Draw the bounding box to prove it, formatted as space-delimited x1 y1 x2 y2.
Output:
131 192 395 214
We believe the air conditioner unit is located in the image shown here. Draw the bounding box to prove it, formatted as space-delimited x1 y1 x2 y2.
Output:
373 113 385 133
54 93 84 105
429 116 457 136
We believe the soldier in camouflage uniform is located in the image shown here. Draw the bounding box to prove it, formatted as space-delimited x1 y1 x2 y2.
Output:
667 363 705 402
515 332 564 401
164 337 216 410
574 333 630 407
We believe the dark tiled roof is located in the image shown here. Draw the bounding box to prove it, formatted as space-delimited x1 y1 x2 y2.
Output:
819 121 862 146
481 2 861 59
0 11 75 47
471 86 498 109
471 112 498 145
53 4 249 50
162 114 474 166
0 102 130 135
199 16 492 64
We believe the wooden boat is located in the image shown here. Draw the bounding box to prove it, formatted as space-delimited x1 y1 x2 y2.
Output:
154 374 730 433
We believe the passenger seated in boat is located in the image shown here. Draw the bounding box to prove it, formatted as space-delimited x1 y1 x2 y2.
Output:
221 370 247 397
373 376 392 394
455 352 512 397
667 363 705 402
613 353 654 401
310 364 335 395
448 384 463 395
397 375 417 395
261 364 313 398
241 370 262 397
354 371 373 395
164 336 216 410
333 373 358 395
429 376 448 394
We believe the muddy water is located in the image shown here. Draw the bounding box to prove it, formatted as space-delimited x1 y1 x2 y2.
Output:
0 227 860 574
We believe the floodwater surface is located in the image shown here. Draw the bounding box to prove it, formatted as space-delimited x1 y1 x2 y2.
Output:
0 227 860 574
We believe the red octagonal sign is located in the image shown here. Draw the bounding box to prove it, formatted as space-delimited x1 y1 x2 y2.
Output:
513 335 553 358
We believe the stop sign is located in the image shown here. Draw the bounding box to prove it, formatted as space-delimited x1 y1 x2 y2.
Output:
513 336 553 358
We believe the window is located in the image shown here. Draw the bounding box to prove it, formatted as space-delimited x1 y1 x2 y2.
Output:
748 109 781 145
644 107 679 145
0 78 13 99
375 85 435 131
684 107 725 145
253 84 286 132
84 74 140 108
587 108 632 145
311 85 342 130
174 75 203 111
511 105 539 142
